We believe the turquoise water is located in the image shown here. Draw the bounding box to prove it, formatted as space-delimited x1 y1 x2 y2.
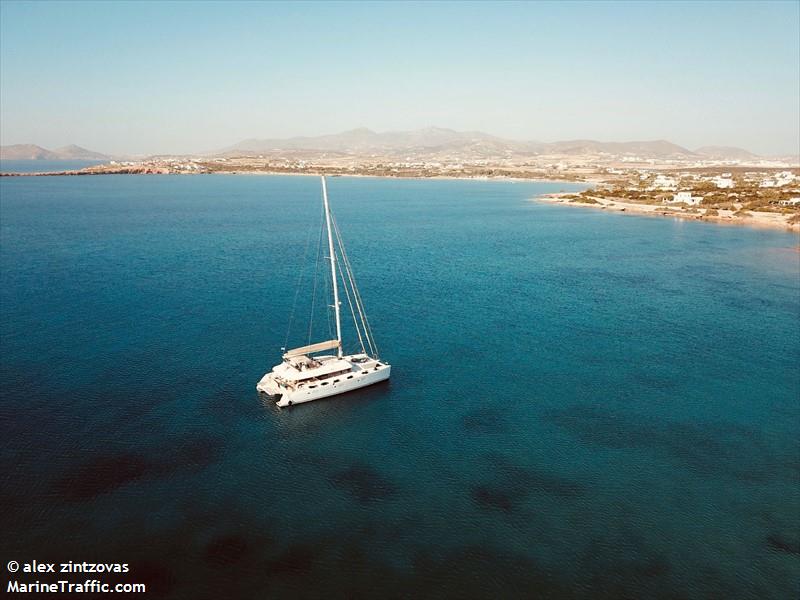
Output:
1 174 798 598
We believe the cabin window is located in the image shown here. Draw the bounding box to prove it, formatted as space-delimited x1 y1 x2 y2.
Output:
347 375 353 379
334 379 340 383
377 363 382 367
321 382 329 386
309 385 317 389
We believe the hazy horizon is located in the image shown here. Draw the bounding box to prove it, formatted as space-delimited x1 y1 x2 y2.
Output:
1 0 798 156
2 125 797 159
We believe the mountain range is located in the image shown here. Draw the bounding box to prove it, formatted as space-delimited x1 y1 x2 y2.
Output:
0 144 110 160
216 127 758 160
1 129 762 161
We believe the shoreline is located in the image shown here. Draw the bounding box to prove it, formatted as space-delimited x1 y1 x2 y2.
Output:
3 166 797 233
535 193 800 233
0 167 587 186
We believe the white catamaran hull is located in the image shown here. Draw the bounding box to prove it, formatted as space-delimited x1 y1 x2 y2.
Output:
257 358 390 407
256 354 392 406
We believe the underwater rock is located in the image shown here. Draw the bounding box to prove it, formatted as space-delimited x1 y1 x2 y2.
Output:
766 534 800 555
204 534 251 566
266 544 319 575
54 453 150 501
462 406 506 434
330 464 396 503
471 485 521 513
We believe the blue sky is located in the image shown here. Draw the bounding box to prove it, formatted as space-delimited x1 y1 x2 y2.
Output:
1 0 798 155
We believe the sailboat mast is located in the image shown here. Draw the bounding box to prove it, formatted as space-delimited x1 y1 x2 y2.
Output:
321 176 343 357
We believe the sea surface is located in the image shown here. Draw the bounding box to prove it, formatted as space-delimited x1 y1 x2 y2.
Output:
1 174 798 599
0 159 107 173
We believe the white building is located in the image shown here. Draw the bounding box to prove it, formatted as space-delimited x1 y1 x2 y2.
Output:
713 176 734 189
778 198 800 206
666 191 702 206
761 171 798 188
648 174 678 191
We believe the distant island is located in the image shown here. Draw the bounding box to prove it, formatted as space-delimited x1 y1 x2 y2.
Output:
0 143 110 161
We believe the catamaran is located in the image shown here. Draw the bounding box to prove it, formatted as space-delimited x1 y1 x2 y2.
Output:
256 176 390 407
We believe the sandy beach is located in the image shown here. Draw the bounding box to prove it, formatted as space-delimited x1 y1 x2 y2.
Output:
536 193 800 232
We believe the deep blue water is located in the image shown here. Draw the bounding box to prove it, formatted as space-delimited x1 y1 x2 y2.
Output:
0 159 107 173
1 174 798 599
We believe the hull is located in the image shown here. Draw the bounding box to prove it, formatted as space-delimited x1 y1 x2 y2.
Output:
257 357 390 407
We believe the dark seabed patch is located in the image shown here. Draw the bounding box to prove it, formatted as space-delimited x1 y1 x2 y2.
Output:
471 453 586 514
266 543 320 576
120 561 175 597
462 406 506 434
471 484 523 513
330 463 396 503
766 534 800 555
53 453 151 501
486 452 587 497
545 404 786 481
410 545 570 598
585 559 677 600
544 404 653 449
204 534 252 566
166 434 225 472
289 450 337 468
53 435 224 501
630 554 672 578
579 538 677 600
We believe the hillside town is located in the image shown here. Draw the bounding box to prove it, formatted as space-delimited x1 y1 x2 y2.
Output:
544 166 800 229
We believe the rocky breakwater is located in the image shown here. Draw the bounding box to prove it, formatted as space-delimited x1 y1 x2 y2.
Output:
1 164 174 177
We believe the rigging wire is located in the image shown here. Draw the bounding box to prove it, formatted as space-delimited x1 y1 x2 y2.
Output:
283 207 318 350
336 247 366 355
331 213 380 359
324 249 334 341
306 200 326 345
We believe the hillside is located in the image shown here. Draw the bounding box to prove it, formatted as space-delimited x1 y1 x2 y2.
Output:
543 139 696 157
694 146 758 160
0 144 61 160
216 128 729 160
219 127 531 156
53 144 110 160
0 143 109 160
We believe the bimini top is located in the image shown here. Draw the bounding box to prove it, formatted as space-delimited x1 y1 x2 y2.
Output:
282 339 340 359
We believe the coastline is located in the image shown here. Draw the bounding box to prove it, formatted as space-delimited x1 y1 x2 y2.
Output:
0 166 586 186
535 192 800 233
3 164 798 234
